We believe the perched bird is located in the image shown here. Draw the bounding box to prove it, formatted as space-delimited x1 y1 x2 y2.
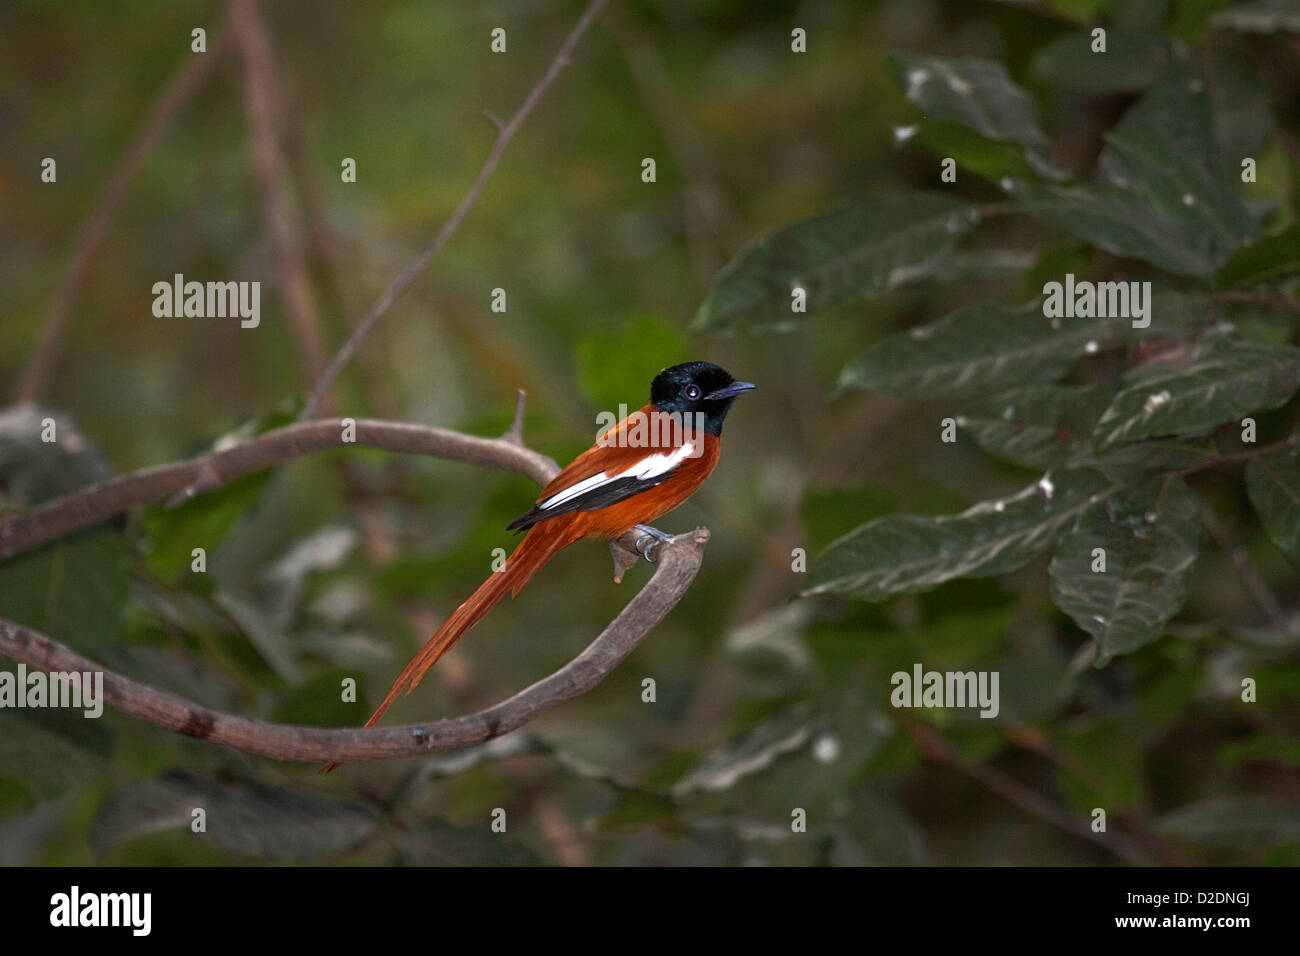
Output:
325 361 754 769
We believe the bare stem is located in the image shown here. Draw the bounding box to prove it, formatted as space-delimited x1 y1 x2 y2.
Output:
298 0 609 420
232 0 329 387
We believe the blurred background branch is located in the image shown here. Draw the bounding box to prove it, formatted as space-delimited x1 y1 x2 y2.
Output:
12 16 235 404
298 0 610 419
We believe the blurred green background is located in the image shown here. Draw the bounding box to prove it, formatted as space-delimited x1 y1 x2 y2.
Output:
1 0 1298 866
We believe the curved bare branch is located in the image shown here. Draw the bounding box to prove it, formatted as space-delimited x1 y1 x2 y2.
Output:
0 417 558 562
0 528 707 763
0 403 710 762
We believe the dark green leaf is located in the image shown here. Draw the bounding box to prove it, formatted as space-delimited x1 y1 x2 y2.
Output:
0 406 128 647
1156 797 1300 851
395 818 542 866
0 527 128 649
1217 224 1300 287
139 472 271 580
1208 45 1275 160
91 770 376 860
1049 477 1201 664
272 668 370 727
724 603 816 697
1094 342 1300 448
0 405 112 506
804 469 1116 601
891 54 1062 178
1030 32 1175 93
1094 438 1222 475
907 120 1041 183
693 194 979 333
830 789 931 865
1246 446 1300 566
1209 0 1300 34
837 300 1129 398
958 383 1110 469
1012 74 1254 278
0 707 114 800
671 704 817 796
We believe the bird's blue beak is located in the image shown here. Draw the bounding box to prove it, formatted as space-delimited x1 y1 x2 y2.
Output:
704 381 757 401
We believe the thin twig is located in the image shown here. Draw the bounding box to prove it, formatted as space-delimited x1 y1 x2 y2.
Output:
14 21 234 403
232 0 329 387
903 718 1184 865
1199 502 1289 629
279 91 405 419
0 528 707 763
503 388 528 446
297 0 609 420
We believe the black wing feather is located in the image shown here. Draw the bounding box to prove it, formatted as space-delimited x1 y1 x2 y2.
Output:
505 472 674 532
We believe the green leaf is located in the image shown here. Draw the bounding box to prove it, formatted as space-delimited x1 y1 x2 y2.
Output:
1094 342 1300 449
830 789 931 865
0 407 129 646
957 383 1110 469
671 704 817 796
693 194 979 333
91 770 376 861
1030 32 1175 93
890 54 1062 178
139 472 271 580
1093 438 1222 475
272 668 371 727
0 405 112 506
1156 797 1300 851
1209 0 1300 34
1246 446 1300 566
908 121 1041 183
837 300 1129 398
0 707 114 800
1048 477 1201 664
0 527 128 649
1208 44 1275 160
724 602 816 697
395 818 542 866
804 469 1116 601
1011 74 1254 278
137 406 302 580
1217 223 1300 287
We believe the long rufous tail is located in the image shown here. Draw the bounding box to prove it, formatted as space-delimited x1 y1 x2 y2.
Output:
323 519 580 771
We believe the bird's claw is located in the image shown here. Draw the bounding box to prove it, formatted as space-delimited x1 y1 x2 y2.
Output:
634 533 657 560
633 524 674 562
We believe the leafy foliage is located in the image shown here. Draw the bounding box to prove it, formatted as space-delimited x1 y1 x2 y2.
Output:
695 32 1300 690
1049 477 1202 663
1011 73 1255 279
1246 448 1300 567
4 0 1299 868
693 194 979 332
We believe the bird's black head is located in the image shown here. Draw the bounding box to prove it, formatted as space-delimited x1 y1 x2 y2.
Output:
649 361 756 436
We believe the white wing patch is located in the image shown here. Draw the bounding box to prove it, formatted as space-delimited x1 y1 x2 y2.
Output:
538 441 697 511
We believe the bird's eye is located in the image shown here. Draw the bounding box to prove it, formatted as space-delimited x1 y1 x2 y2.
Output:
685 384 701 400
